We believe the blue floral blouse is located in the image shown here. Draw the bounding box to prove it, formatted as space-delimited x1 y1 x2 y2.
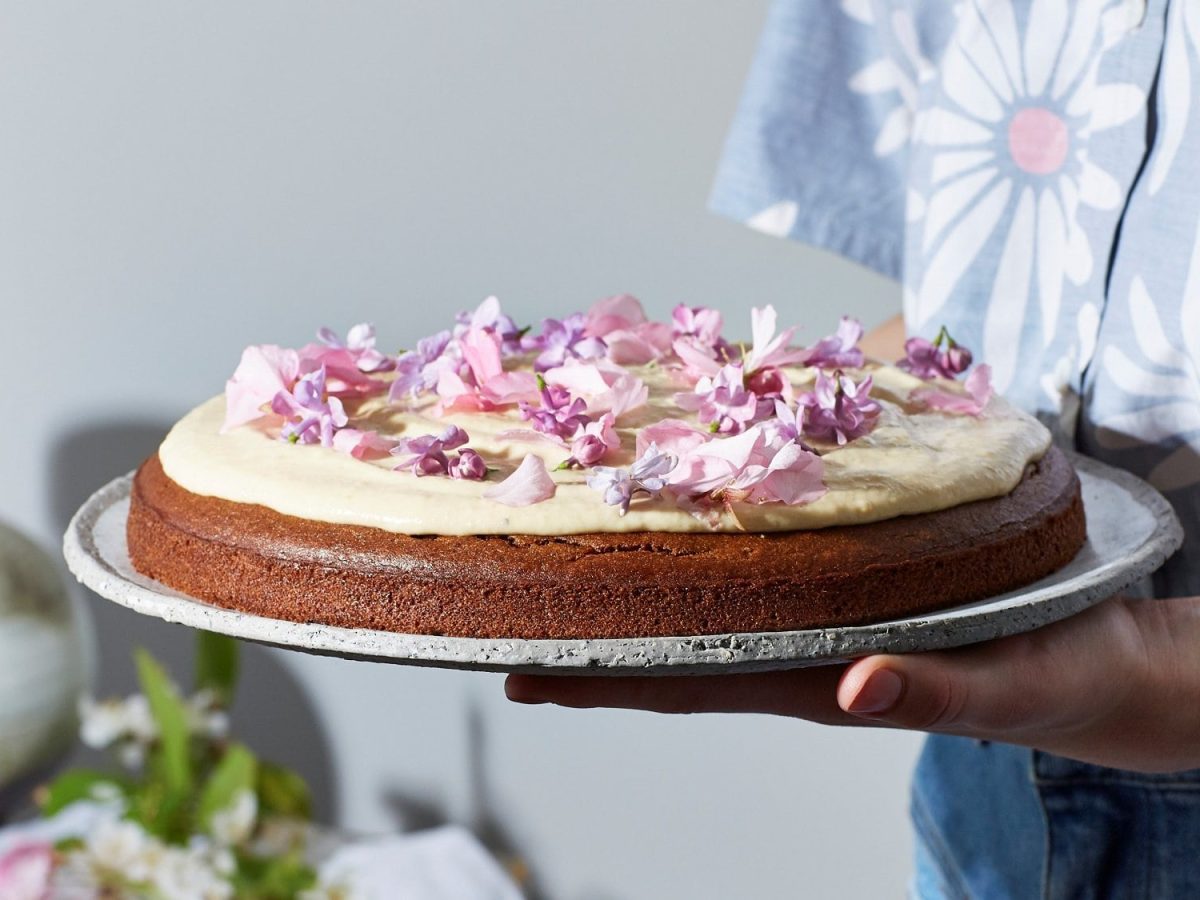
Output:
711 0 1199 598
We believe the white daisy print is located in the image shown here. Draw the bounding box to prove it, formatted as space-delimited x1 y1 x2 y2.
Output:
907 0 1146 395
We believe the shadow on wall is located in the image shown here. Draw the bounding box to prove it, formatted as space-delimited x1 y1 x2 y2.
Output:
48 419 338 822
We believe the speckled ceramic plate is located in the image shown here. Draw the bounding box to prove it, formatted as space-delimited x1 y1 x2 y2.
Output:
63 454 1183 675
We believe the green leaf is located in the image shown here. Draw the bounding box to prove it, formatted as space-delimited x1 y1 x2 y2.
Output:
134 648 192 802
39 769 129 816
195 631 240 706
198 743 258 832
256 761 313 820
232 849 318 897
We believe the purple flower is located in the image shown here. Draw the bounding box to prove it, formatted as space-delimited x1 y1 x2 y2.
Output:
455 296 525 356
898 326 973 380
586 444 677 516
449 448 488 480
798 370 881 446
271 367 348 447
674 364 760 434
559 412 620 469
519 377 591 439
390 330 455 402
522 313 608 372
801 316 865 369
317 322 392 372
390 425 471 476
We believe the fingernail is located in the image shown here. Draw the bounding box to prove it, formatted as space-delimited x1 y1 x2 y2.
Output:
847 669 904 716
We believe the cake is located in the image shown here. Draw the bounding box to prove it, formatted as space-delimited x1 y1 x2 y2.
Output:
127 297 1086 639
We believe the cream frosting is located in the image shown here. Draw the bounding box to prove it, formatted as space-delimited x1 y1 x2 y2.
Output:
157 363 1051 536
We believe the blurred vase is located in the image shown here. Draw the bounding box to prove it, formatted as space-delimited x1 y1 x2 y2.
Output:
0 522 93 800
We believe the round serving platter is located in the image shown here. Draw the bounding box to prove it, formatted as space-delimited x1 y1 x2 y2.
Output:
64 454 1183 675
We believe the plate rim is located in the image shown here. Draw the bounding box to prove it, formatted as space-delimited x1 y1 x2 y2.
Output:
62 453 1185 675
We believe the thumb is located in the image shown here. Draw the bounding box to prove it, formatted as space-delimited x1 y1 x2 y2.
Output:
834 637 1091 739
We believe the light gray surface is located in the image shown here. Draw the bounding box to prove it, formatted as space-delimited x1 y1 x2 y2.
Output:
64 455 1183 675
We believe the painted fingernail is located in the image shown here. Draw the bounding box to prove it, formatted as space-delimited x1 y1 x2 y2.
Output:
847 669 904 716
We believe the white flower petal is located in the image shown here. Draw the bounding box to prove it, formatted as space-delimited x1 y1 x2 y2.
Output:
983 186 1036 395
1149 444 1200 491
1036 188 1067 346
1053 0 1107 99
914 178 1012 327
874 106 913 156
906 188 927 223
1077 301 1100 373
1128 276 1183 366
1095 401 1200 447
745 201 798 238
1025 0 1069 97
932 149 994 184
1088 83 1146 132
1078 159 1123 210
1066 58 1101 118
482 454 557 506
942 42 1006 122
1147 0 1190 195
1059 176 1094 285
923 167 999 252
978 0 1026 96
891 10 933 83
958 1 1016 102
849 58 900 95
840 0 874 25
917 107 995 146
1103 345 1197 398
1101 1 1147 49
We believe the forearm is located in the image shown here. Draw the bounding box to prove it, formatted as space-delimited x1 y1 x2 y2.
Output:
858 313 905 362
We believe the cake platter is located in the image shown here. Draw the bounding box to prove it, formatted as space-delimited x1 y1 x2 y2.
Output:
63 453 1183 675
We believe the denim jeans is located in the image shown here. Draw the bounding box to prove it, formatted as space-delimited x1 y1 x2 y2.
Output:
910 735 1200 899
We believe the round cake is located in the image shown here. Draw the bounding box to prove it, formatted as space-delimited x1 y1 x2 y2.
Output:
126 298 1086 639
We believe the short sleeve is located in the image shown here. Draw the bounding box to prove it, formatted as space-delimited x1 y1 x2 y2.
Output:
709 0 946 279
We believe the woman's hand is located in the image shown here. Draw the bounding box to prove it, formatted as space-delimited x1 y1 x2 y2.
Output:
505 595 1200 774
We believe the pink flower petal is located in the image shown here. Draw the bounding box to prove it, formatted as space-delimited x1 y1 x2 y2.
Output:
332 428 399 460
914 364 994 417
585 294 648 337
635 418 710 459
222 344 300 432
748 442 827 505
483 454 557 506
0 843 53 899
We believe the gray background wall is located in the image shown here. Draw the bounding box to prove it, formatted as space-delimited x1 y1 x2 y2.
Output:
1 2 922 897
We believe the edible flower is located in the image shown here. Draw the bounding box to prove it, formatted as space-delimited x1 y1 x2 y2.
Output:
742 305 807 374
914 364 994 417
519 376 591 439
674 363 759 434
584 294 673 364
587 444 677 515
523 313 608 371
436 328 539 413
316 322 392 372
801 316 865 369
222 344 301 433
560 412 620 468
270 367 348 447
898 326 973 380
796 370 881 446
671 304 738 378
483 454 557 506
449 448 488 480
390 330 455 402
390 425 472 476
331 427 399 460
454 295 526 356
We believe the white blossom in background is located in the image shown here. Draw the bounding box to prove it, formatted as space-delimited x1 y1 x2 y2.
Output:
209 789 258 848
77 688 229 770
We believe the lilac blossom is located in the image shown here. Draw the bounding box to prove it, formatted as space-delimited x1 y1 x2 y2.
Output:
390 425 471 476
519 377 591 439
317 322 392 372
801 316 865 369
798 370 881 446
449 448 488 480
560 413 620 469
270 367 348 447
390 330 455 402
483 454 557 506
523 313 608 372
898 326 973 380
586 444 677 516
454 296 526 355
674 364 760 434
